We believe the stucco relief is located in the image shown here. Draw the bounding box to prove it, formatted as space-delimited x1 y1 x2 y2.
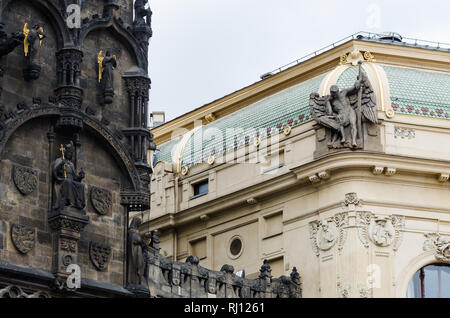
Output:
309 212 349 256
423 233 450 261
357 213 404 250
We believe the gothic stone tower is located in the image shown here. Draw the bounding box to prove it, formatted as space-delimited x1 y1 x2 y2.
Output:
0 0 155 297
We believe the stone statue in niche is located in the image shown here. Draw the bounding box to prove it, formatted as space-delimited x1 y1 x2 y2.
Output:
127 217 148 289
23 23 46 81
134 0 152 26
51 142 86 212
97 50 117 104
310 65 378 150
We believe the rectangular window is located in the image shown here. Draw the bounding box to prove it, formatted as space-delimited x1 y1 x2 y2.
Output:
191 180 209 200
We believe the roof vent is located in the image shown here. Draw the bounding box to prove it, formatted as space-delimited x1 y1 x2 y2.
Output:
260 72 273 80
377 32 403 43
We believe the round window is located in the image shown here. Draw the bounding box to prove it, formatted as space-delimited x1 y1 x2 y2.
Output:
230 237 243 257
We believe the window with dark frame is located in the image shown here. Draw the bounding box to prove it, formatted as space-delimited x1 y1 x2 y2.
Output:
191 180 209 199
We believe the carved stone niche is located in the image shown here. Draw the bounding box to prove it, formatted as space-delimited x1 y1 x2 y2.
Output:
310 73 383 159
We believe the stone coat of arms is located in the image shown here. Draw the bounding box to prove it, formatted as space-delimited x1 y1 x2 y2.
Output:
12 165 37 195
90 186 112 215
11 224 35 254
89 241 111 271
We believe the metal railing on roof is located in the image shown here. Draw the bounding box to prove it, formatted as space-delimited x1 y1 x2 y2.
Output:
260 31 450 80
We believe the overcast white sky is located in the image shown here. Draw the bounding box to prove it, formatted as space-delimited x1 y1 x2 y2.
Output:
147 0 450 122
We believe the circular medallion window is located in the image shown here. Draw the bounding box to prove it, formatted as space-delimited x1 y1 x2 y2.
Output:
228 236 244 259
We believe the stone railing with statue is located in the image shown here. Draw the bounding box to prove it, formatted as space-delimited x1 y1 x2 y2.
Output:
126 219 301 298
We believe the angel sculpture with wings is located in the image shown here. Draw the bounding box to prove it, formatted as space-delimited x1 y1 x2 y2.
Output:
310 68 378 149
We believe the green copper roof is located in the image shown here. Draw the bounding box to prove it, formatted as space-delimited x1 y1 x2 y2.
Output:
180 74 326 168
384 66 450 119
336 65 450 119
155 65 450 169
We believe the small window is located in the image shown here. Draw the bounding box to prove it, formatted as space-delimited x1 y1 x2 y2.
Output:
191 180 209 199
230 238 242 256
228 236 244 259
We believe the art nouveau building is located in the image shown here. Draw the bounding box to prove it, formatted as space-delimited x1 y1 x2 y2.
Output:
145 33 450 298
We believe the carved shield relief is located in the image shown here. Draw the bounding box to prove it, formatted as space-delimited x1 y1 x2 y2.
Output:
89 241 111 271
11 224 35 254
90 186 112 215
12 165 37 195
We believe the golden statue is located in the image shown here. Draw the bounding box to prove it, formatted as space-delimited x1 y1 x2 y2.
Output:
97 50 104 83
23 23 44 57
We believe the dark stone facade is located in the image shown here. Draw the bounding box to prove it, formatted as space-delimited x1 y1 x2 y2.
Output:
0 0 302 298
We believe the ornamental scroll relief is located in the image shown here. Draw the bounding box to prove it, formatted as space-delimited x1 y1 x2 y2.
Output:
423 233 450 261
309 212 349 256
356 212 405 250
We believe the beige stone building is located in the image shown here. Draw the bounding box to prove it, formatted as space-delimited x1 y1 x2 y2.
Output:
143 32 450 298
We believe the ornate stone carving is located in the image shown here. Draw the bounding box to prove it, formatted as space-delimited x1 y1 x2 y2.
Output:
134 0 152 27
309 213 349 256
357 213 405 250
370 218 395 247
60 238 76 253
90 186 112 215
10 224 35 254
394 127 415 140
12 165 37 195
337 282 350 298
342 192 362 207
55 48 84 109
89 241 112 271
310 69 378 150
0 285 50 298
358 284 373 298
207 273 217 294
423 233 450 261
